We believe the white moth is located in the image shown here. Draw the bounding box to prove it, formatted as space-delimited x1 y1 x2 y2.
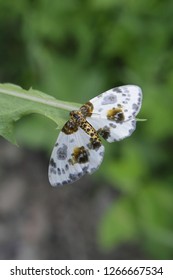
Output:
48 85 142 186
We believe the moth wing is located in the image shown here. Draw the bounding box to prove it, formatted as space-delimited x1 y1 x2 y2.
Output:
48 127 104 187
87 85 142 142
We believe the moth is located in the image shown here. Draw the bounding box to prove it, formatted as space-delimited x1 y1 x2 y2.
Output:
48 85 142 186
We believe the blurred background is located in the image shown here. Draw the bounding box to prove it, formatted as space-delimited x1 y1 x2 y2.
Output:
0 0 173 260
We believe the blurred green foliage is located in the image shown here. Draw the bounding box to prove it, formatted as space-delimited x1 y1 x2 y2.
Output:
0 0 173 259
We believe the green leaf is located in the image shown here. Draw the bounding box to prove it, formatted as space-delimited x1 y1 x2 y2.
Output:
137 182 173 258
98 197 138 249
0 83 81 144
